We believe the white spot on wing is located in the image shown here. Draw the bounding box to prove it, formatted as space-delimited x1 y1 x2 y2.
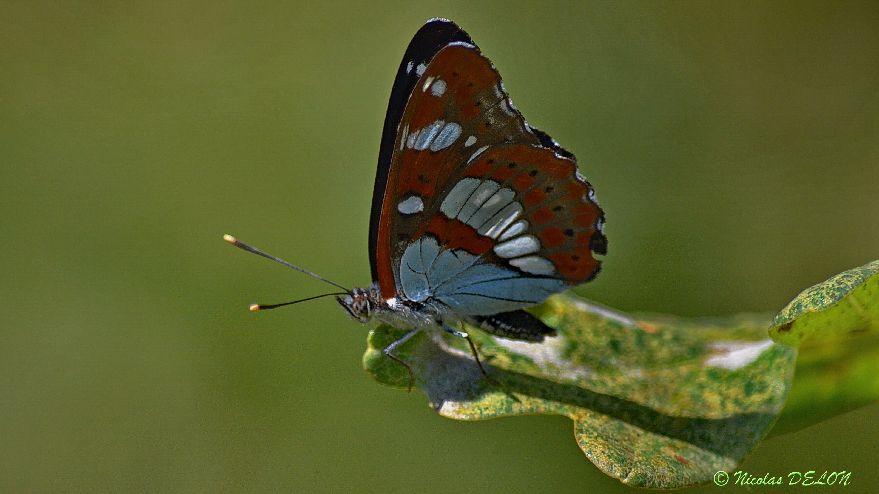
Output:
421 76 435 92
494 234 540 258
479 202 523 238
430 79 446 97
413 120 444 150
416 63 427 76
464 135 477 147
467 188 515 228
399 124 409 151
429 122 461 151
510 255 556 275
440 178 481 218
406 129 419 149
445 178 527 238
499 219 529 240
397 195 424 215
467 145 489 163
500 99 516 116
457 180 500 220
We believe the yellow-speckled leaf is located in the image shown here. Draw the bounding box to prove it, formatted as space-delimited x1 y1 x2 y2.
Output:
363 294 795 489
770 260 879 346
764 260 879 434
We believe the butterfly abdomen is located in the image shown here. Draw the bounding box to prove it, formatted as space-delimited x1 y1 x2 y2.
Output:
471 310 557 342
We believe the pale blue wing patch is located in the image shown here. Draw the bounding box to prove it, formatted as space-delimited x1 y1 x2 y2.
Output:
398 237 565 316
493 234 540 258
439 177 528 244
439 178 481 218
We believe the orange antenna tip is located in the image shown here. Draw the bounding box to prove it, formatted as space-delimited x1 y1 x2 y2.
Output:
223 234 238 245
249 303 260 312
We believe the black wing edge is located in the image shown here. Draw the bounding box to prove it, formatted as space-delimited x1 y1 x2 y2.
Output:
368 18 474 282
527 124 575 160
471 310 557 342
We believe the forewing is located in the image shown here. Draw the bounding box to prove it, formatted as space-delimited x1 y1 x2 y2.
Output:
369 19 473 282
373 31 606 314
374 42 545 296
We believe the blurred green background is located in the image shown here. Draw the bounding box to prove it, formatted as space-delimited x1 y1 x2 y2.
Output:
2 1 878 492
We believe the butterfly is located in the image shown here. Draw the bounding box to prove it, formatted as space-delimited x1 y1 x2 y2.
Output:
225 18 606 388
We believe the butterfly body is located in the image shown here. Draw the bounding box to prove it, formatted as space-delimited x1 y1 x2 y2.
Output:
338 279 562 342
337 284 436 328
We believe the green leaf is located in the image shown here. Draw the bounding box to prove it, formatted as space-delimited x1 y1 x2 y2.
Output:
770 259 879 346
363 295 795 489
767 260 879 434
771 332 879 435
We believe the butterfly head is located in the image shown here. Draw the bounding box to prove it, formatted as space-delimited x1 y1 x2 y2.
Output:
336 285 382 324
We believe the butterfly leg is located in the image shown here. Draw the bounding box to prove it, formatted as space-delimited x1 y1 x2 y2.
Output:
441 322 491 379
382 329 419 392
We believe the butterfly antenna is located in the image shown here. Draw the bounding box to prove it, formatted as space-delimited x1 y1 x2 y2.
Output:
223 234 350 292
249 292 349 312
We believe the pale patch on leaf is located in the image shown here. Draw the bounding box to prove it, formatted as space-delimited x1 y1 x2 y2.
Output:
705 340 775 370
363 294 795 489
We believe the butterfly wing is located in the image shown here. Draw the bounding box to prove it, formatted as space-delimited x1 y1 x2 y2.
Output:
371 23 606 315
369 18 472 283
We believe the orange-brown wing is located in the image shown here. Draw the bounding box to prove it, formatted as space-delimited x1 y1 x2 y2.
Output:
450 144 606 283
373 42 605 299
368 19 472 283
